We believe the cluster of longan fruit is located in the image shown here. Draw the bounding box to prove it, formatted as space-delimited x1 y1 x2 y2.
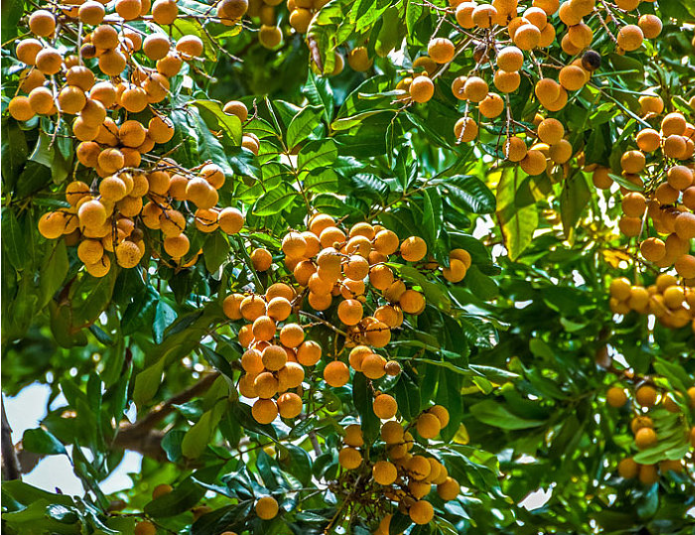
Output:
221 215 473 423
608 274 695 332
223 281 314 424
338 411 459 531
606 382 695 485
385 0 663 174
9 0 207 125
598 109 695 279
37 158 247 276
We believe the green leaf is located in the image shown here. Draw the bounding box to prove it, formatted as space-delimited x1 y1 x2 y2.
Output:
22 428 67 455
436 175 496 214
39 240 69 307
2 209 26 270
298 139 338 172
496 168 538 261
286 105 323 149
190 100 243 146
469 399 547 430
133 357 166 407
560 172 590 240
203 232 230 272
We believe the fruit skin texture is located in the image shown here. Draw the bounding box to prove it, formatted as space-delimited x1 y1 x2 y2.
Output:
409 500 434 524
606 387 628 408
373 394 398 419
255 496 279 520
134 521 156 535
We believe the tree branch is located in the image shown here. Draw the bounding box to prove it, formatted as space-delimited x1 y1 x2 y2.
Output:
2 395 22 480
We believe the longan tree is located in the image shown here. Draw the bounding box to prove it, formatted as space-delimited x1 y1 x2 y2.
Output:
1 0 694 533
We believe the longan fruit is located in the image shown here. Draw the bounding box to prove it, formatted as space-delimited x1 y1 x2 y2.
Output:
259 25 282 48
217 0 248 21
635 427 657 450
617 458 639 479
416 412 441 438
428 37 455 64
413 56 437 75
16 39 43 65
337 299 364 326
373 461 398 485
548 139 572 164
621 192 646 217
617 25 644 51
98 49 127 77
558 65 586 91
338 446 362 470
373 394 398 419
344 424 364 447
409 76 434 103
296 341 321 366
78 1 106 24
493 69 521 93
463 76 488 102
407 455 431 480
252 399 278 425
152 484 173 500
35 47 62 75
537 118 565 145
116 0 142 20
606 386 627 407
514 23 541 50
496 46 524 71
361 353 387 379
454 116 478 142
324 360 350 387
675 255 695 279
29 10 56 37
134 520 156 535
277 392 302 419
151 0 178 24
471 4 497 28
638 14 662 39
478 92 504 118
437 477 460 500
85 255 111 277
8 96 35 121
120 85 148 113
163 234 190 258
176 35 204 59
635 385 657 407
400 236 427 262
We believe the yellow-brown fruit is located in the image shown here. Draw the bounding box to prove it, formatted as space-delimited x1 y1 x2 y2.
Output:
504 136 527 162
151 0 178 24
606 386 627 408
617 25 644 52
58 86 87 115
259 25 282 48
454 116 478 142
29 10 56 37
463 76 488 103
361 353 387 379
296 341 321 366
223 100 248 122
116 0 142 20
520 150 547 176
635 427 657 450
620 150 645 174
134 520 156 535
176 35 204 60
409 76 434 104
442 258 468 283
640 237 666 262
16 39 43 65
437 477 460 500
324 360 350 387
514 23 541 50
115 240 143 268
344 424 364 447
119 85 148 113
478 92 504 119
373 394 398 419
152 483 173 500
277 392 302 419
617 457 639 479
496 46 524 71
163 234 190 258
28 87 55 115
250 248 272 272
346 46 372 72
373 461 398 485
335 299 362 326
416 412 441 438
8 97 35 122
79 1 105 24
400 236 427 262
635 385 657 407
428 405 450 427
558 65 586 91
252 399 278 425
399 290 425 315
339 446 362 470
493 70 521 93
428 38 455 64
78 200 107 229
85 255 111 277
217 0 248 21
35 47 62 75
537 118 564 145
638 14 662 39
